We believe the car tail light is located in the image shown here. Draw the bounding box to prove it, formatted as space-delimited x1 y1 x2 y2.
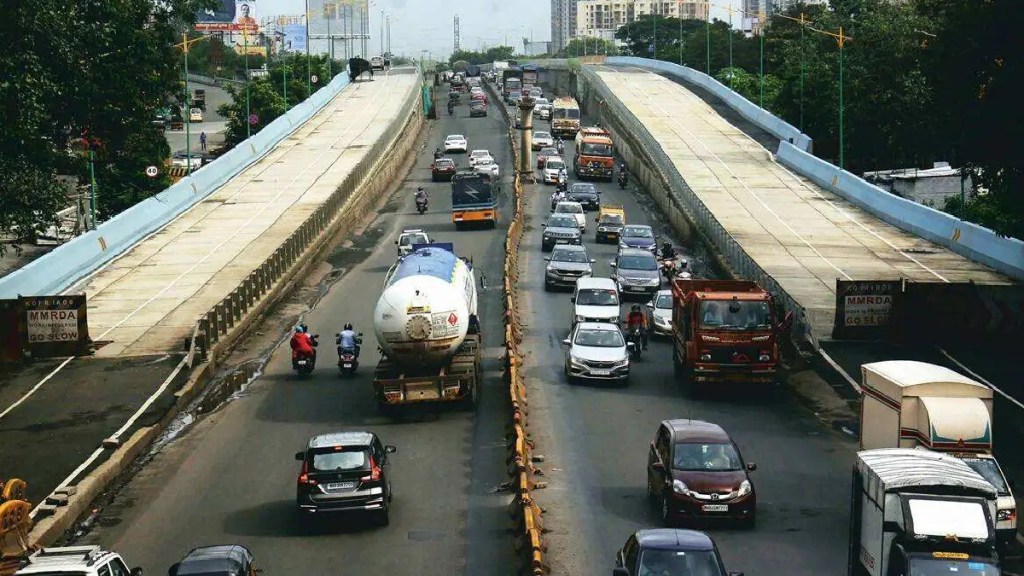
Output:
297 459 317 485
361 456 382 482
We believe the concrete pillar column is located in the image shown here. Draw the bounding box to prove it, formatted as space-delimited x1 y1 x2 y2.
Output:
517 97 537 183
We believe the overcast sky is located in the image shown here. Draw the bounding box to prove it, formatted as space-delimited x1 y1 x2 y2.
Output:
260 0 740 58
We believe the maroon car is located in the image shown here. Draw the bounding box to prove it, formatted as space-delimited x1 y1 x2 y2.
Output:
431 157 457 181
647 419 756 527
536 147 559 169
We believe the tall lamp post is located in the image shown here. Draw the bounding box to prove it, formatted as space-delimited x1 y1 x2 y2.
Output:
174 33 210 176
836 26 848 170
243 26 251 138
304 5 311 95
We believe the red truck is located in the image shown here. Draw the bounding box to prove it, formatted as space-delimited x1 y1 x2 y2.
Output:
670 279 791 388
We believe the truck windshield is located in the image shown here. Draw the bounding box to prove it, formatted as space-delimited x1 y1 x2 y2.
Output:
909 557 998 576
638 549 724 576
699 300 771 330
581 142 613 156
960 458 1011 495
553 108 581 120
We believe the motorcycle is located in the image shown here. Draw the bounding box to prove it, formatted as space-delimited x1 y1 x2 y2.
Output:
292 334 319 375
447 102 455 115
416 198 428 214
337 333 363 376
618 171 629 190
625 326 644 360
659 257 691 281
556 141 565 154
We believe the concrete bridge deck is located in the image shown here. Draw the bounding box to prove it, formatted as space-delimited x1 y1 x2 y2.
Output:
595 65 1008 339
73 69 419 357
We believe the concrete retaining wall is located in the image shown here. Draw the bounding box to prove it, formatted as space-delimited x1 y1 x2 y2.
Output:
777 142 1024 281
0 70 354 299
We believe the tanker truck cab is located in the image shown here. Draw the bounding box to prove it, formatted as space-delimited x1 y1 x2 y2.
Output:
849 449 1001 576
859 361 1017 546
571 277 620 325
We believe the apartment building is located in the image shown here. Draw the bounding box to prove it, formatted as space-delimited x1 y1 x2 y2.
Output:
551 0 582 51
575 1 709 42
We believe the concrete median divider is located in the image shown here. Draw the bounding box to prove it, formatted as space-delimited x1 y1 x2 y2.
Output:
22 73 424 552
486 79 549 576
0 69 355 300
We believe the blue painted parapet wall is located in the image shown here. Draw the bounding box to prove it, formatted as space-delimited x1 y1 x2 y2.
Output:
0 71 353 299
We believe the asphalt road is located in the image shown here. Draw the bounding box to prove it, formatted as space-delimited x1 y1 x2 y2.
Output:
165 82 231 155
519 103 858 576
77 97 517 575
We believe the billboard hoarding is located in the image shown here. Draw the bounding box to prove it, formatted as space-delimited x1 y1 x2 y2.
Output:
283 24 307 52
196 0 259 32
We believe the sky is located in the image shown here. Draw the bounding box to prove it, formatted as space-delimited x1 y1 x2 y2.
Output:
260 0 741 59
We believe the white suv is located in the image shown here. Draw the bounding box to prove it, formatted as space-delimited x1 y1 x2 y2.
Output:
15 546 142 576
468 149 493 167
571 277 621 325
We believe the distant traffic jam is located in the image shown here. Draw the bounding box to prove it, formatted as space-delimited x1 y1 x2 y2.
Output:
10 62 1013 576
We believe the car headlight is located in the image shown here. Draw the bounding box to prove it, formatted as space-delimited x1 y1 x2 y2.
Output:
655 316 672 327
546 266 556 274
673 479 690 496
738 480 752 497
575 315 585 323
646 278 660 285
570 354 586 366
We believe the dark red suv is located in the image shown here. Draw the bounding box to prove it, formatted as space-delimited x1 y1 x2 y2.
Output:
647 419 757 527
431 157 457 181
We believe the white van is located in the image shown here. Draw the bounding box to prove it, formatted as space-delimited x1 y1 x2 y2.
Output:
571 277 620 325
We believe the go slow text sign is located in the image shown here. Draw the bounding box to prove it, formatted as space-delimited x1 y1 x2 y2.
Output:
26 308 80 342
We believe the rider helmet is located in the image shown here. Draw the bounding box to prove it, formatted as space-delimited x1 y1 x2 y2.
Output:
631 304 641 313
294 325 305 333
344 323 353 330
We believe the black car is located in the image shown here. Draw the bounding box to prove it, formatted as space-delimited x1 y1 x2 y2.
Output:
470 103 488 117
614 529 743 576
567 182 600 210
169 545 259 576
295 431 396 526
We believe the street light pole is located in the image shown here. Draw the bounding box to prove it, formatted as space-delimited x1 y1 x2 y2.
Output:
183 33 193 176
88 148 97 228
327 5 333 80
304 3 311 96
838 26 846 170
705 4 711 75
758 26 764 108
799 13 806 131
245 27 251 138
728 5 734 90
679 3 684 66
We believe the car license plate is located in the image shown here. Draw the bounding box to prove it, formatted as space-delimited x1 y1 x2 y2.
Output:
555 239 568 244
702 504 729 512
590 369 611 376
297 360 307 365
327 482 357 490
343 363 352 368
627 287 642 292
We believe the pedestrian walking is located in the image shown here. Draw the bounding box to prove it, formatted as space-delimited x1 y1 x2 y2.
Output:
199 132 207 151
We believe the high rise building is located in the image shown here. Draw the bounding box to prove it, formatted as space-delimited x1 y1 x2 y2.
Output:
575 1 709 44
551 0 582 52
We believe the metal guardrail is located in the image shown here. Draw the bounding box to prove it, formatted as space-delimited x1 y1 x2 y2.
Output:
184 74 423 369
487 79 549 576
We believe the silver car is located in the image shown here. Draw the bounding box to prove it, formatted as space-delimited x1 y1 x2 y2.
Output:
542 214 582 251
544 245 595 290
646 289 674 336
562 322 630 384
611 248 661 297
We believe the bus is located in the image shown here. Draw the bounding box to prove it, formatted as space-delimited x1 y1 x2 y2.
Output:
451 172 497 229
551 97 581 136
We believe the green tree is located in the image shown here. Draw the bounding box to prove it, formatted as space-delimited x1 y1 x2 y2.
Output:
560 37 620 57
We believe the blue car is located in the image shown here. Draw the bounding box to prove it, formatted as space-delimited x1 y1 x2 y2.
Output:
619 225 657 252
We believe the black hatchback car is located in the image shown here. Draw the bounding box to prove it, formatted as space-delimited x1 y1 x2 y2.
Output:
613 529 743 576
567 182 600 211
168 545 259 576
295 431 396 526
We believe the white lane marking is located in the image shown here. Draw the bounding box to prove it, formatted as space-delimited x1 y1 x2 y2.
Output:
2 72 401 421
940 348 1024 411
30 356 189 517
818 348 862 394
604 66 852 281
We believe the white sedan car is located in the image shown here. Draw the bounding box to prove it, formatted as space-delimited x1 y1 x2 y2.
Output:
532 131 554 150
444 134 468 153
554 201 586 231
468 149 493 167
474 159 500 178
562 322 630 384
543 158 566 184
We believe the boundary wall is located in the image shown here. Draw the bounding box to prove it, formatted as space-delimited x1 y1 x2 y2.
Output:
0 70 354 299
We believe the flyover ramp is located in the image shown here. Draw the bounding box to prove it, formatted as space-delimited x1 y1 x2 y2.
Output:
75 69 419 358
592 65 1008 342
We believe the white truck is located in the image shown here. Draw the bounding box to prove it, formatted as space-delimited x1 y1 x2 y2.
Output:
14 546 142 576
849 448 1000 576
860 360 1016 545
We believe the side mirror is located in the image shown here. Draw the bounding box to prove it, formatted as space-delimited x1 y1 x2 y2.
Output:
570 297 576 303
130 568 144 576
590 258 596 264
746 462 757 472
393 240 398 244
610 261 617 268
385 445 397 453
295 451 305 461
728 572 745 576
358 332 364 337
647 300 655 307
561 338 571 346
544 257 551 261
613 569 630 576
594 217 600 222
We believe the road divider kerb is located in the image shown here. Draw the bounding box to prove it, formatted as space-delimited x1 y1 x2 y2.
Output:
488 80 549 576
18 73 425 555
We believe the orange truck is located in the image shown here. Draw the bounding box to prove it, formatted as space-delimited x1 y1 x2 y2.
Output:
573 127 615 181
670 279 791 387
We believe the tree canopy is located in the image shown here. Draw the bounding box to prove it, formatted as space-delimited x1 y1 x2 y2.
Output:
448 46 516 66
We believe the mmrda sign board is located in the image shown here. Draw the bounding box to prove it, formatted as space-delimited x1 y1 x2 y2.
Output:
20 296 91 356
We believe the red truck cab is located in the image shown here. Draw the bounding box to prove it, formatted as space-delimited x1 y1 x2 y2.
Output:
670 279 791 388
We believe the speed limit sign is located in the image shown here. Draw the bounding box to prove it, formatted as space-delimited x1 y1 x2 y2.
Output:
145 165 159 178
311 75 319 84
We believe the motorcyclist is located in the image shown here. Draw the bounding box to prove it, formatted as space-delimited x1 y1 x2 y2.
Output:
415 186 428 208
617 162 629 186
659 241 677 260
433 147 443 159
447 99 455 114
557 166 568 186
290 325 315 367
556 137 565 154
625 304 649 349
550 188 567 209
337 323 361 357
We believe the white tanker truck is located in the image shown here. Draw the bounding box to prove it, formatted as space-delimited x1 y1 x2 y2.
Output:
372 242 481 410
